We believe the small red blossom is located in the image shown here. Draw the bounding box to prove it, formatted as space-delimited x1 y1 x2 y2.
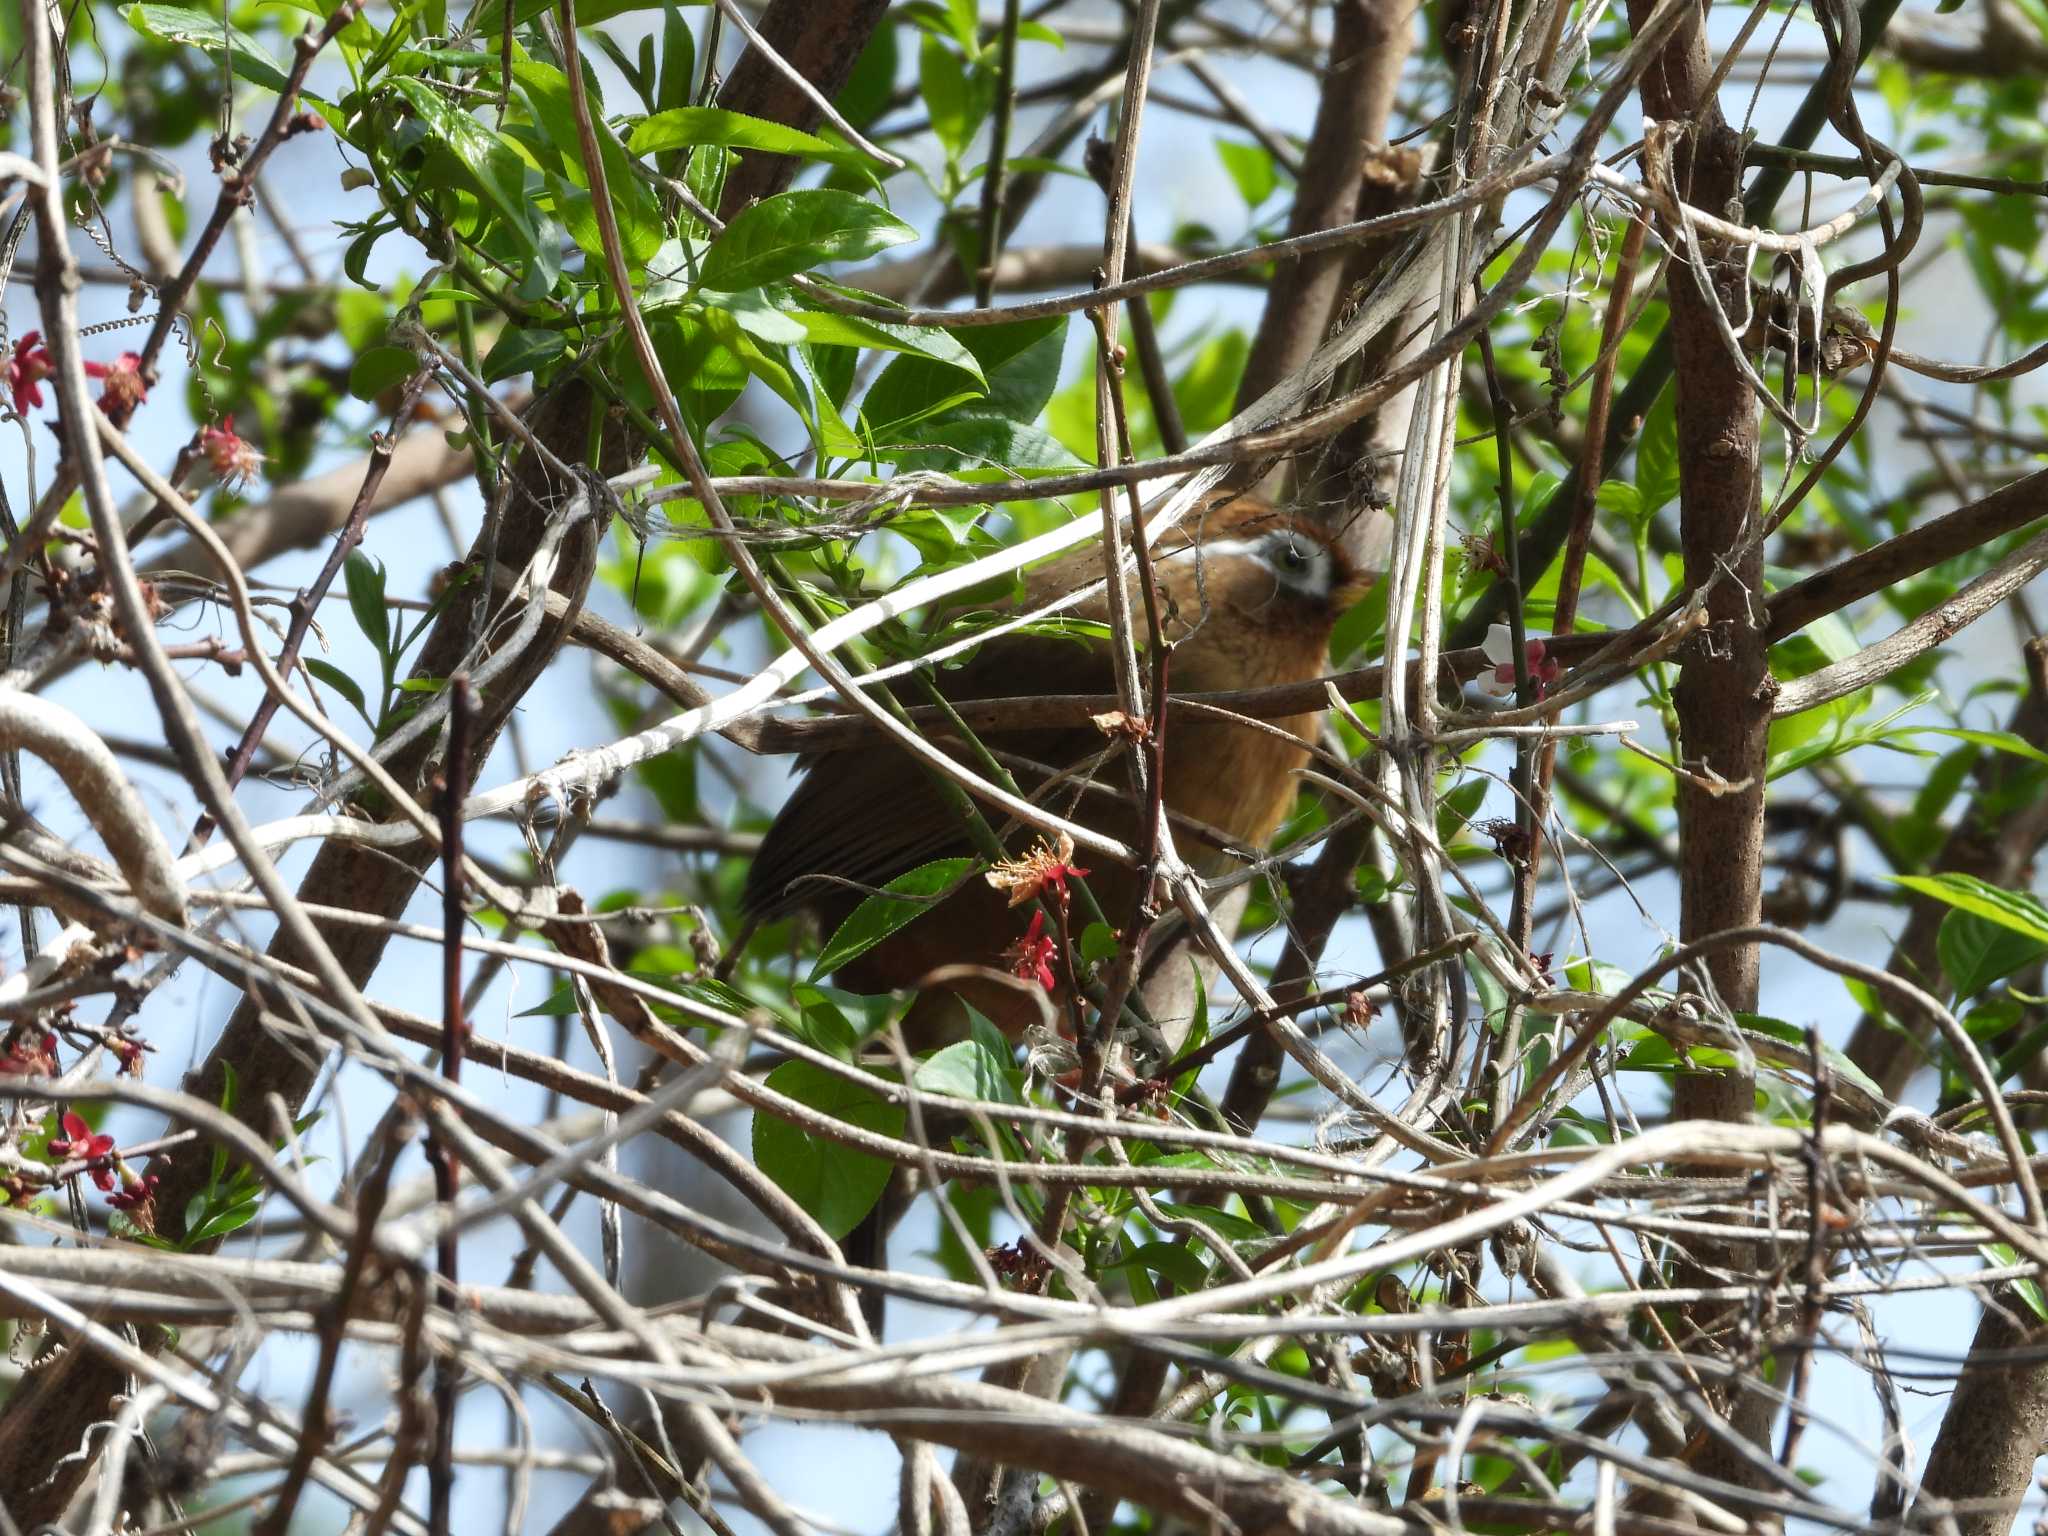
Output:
48 1111 117 1192
7 332 53 413
1344 989 1378 1030
199 416 265 489
1005 909 1060 992
107 1033 149 1077
84 351 148 416
107 1164 159 1214
986 832 1090 908
0 1028 57 1078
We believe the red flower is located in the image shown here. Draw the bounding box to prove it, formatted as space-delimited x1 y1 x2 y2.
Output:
48 1111 117 1192
1481 626 1564 701
1005 909 1060 992
0 1029 57 1078
84 351 148 416
199 416 264 489
108 1034 149 1077
6 332 53 413
107 1167 159 1213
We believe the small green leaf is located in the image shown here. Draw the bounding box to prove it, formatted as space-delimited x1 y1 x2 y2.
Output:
790 311 985 386
753 1059 905 1239
1980 1243 2048 1319
306 660 371 724
1938 908 2048 1003
384 78 540 254
919 32 984 160
125 3 290 92
628 106 856 165
343 552 391 656
348 345 417 402
812 857 975 979
1634 390 1680 516
699 190 918 291
913 1038 1015 1102
1215 139 1278 207
884 415 1083 472
1079 922 1119 966
1892 873 2048 947
1920 727 2048 769
656 0 694 113
481 326 568 383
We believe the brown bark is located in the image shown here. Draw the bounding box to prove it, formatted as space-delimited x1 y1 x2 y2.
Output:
1910 1285 2048 1535
1234 0 1419 413
0 384 633 1522
1625 0 1773 1495
714 0 893 215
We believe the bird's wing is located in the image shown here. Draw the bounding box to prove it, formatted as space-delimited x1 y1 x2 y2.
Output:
741 630 1122 923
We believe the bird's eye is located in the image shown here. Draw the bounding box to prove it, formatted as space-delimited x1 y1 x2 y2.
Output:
1279 542 1309 570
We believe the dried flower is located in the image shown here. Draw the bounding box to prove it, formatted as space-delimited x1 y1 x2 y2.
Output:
986 832 1090 909
84 351 149 416
6 332 52 413
199 416 264 489
48 1111 117 1192
985 1237 1052 1288
1477 816 1532 866
1005 909 1060 991
1090 709 1151 742
1480 624 1563 700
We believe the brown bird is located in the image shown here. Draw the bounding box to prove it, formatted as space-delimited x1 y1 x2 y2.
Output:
742 492 1373 1046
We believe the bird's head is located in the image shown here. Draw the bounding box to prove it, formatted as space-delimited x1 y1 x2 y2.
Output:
1146 495 1374 646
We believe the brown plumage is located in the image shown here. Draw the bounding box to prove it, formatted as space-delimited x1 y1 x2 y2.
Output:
742 493 1372 1041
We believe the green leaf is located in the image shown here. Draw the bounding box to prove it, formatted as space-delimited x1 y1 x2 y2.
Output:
1114 1240 1211 1293
343 553 392 656
919 31 984 160
859 315 1056 435
513 60 662 265
480 325 568 383
1634 390 1679 516
656 0 694 112
1939 908 2048 1003
1215 139 1278 208
628 106 856 165
913 1038 1016 1102
1892 873 2048 946
699 190 918 291
1981 1243 2048 1319
1920 727 2048 769
306 660 371 724
384 77 540 254
812 858 976 979
724 289 810 345
1732 1012 1886 1102
1079 922 1119 966
124 3 290 92
884 415 1083 472
789 311 985 387
348 345 416 402
752 1059 905 1239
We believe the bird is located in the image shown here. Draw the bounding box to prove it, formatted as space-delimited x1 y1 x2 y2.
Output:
742 491 1373 1045
741 491 1371 1325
